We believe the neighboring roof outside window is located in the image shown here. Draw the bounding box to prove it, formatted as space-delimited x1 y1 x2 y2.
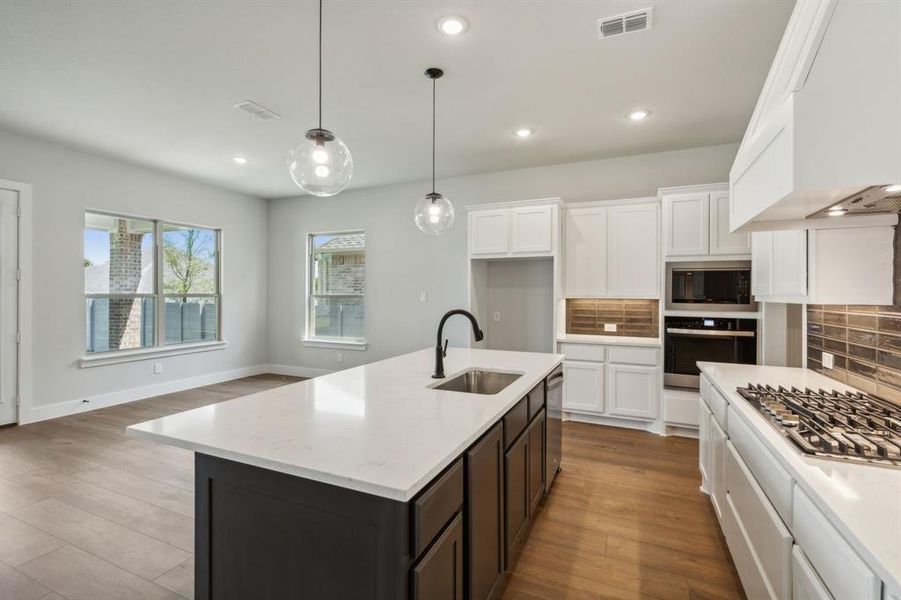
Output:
315 232 365 255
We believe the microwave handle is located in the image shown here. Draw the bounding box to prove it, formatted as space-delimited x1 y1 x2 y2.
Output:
666 328 756 338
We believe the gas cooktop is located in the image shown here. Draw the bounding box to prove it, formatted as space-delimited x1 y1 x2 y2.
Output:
736 384 901 468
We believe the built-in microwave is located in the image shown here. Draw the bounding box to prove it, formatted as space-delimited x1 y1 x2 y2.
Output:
665 261 755 312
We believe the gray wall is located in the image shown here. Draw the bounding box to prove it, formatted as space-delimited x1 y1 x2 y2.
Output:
0 130 269 414
267 142 739 372
485 259 554 353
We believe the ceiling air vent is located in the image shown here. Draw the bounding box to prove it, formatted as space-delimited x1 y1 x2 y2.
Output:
598 7 653 39
233 100 280 121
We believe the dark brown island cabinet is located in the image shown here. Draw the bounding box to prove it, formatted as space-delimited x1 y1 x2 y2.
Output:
193 369 560 600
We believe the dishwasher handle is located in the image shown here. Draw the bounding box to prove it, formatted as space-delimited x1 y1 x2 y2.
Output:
546 369 564 391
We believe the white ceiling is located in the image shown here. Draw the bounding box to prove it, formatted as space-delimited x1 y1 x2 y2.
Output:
0 1 794 198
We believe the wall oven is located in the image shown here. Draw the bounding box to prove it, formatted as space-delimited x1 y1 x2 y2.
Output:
666 261 755 312
664 316 757 389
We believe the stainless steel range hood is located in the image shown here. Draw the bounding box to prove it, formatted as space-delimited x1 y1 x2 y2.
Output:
806 185 901 219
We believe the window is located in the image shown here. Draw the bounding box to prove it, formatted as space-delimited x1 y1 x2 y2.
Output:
307 231 365 343
84 211 220 354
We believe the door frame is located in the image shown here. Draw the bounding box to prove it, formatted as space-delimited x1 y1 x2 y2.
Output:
0 179 32 425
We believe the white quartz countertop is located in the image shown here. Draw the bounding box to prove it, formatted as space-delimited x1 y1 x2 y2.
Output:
127 348 563 502
556 333 661 347
697 362 901 589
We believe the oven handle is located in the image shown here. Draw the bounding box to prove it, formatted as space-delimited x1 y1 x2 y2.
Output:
666 328 756 338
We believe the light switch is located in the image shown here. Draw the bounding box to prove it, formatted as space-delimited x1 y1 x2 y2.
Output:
493 312 501 322
153 362 163 374
604 323 617 332
822 352 834 369
420 291 427 302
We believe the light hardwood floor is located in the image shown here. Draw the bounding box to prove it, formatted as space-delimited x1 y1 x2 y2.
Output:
0 376 743 600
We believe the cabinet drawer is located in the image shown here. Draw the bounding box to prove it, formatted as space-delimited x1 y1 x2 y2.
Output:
607 346 659 366
504 396 529 449
792 545 833 600
527 381 545 421
726 406 793 524
558 343 606 362
722 492 776 600
412 459 464 557
664 389 700 426
792 487 879 600
704 383 728 431
724 441 792 600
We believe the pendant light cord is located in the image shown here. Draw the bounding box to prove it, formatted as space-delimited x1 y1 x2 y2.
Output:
318 0 323 130
432 76 436 195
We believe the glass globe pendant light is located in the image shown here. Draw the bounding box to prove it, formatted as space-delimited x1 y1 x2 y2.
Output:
414 68 455 235
287 0 352 197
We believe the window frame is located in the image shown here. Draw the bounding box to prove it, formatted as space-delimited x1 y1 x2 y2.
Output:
303 229 367 350
82 209 223 359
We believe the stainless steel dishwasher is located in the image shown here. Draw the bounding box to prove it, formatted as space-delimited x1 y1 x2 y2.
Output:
545 364 563 491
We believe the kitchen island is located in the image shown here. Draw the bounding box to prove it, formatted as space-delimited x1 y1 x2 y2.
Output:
128 347 563 600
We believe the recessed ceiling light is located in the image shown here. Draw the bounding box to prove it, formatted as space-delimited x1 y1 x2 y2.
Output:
514 127 534 139
883 184 901 193
627 109 651 121
437 16 468 35
232 156 248 165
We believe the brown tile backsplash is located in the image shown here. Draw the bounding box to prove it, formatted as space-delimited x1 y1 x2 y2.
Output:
806 304 901 405
566 298 659 338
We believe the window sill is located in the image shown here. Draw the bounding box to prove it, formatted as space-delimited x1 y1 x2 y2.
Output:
80 340 227 368
302 338 368 351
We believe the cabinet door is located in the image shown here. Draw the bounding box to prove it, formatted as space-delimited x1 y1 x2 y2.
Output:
699 400 712 491
709 416 727 521
709 190 751 255
563 207 607 297
511 206 553 254
527 409 545 517
663 193 709 256
469 210 510 256
792 546 832 600
772 229 807 296
466 423 504 600
751 231 773 297
504 430 529 568
412 513 464 600
561 360 604 414
607 204 659 298
606 364 659 420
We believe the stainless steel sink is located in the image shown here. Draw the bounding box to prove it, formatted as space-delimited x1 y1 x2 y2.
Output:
430 369 522 395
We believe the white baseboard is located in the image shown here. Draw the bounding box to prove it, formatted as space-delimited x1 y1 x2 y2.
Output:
562 411 662 435
266 364 336 378
22 364 270 424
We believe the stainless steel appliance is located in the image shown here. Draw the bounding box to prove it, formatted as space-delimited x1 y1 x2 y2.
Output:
664 316 757 389
737 384 901 468
666 261 755 312
545 365 563 491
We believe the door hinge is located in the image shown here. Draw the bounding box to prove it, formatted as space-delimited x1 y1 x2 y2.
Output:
16 269 21 281
16 203 21 218
16 394 21 407
16 332 21 344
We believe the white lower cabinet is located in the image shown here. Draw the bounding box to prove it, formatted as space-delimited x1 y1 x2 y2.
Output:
709 416 727 521
699 400 712 491
561 360 604 414
606 364 659 420
792 546 833 600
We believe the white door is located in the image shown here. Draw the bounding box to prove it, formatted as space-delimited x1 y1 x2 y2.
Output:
511 206 552 254
562 360 604 414
563 207 607 297
606 364 659 420
0 188 18 425
607 204 659 298
469 209 510 256
663 193 709 257
751 231 773 297
772 230 807 297
709 191 751 255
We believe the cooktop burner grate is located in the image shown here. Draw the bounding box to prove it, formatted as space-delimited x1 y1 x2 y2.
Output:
736 383 901 468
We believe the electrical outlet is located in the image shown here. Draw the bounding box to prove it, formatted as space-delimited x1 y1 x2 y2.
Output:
493 311 501 322
420 291 428 302
337 352 344 363
604 323 617 332
153 362 163 374
822 352 834 369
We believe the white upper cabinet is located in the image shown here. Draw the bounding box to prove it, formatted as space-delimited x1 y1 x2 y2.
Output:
662 185 749 260
730 0 901 231
710 191 751 255
751 231 774 297
607 204 659 298
563 206 607 297
511 206 553 254
469 210 510 256
468 200 559 258
772 229 808 297
663 192 709 257
563 199 659 299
